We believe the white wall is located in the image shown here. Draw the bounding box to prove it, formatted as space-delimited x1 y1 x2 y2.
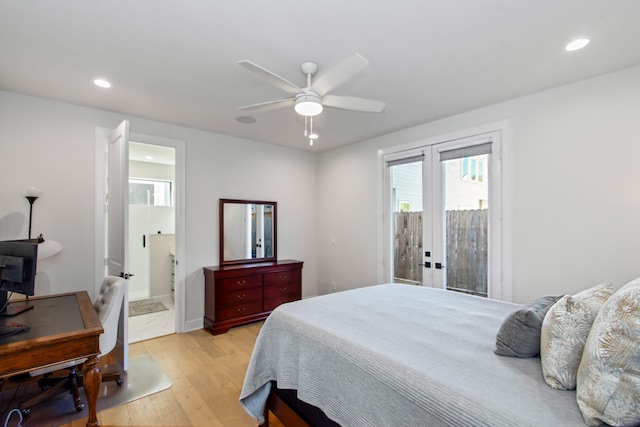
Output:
0 90 318 329
317 64 640 304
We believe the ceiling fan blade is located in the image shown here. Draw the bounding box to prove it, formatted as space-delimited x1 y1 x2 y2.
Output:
311 53 369 96
238 97 295 112
322 94 386 113
238 60 302 95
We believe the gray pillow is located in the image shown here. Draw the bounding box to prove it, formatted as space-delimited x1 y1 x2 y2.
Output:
495 295 562 357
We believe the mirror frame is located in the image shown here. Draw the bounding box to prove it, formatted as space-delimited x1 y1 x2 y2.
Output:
219 198 277 266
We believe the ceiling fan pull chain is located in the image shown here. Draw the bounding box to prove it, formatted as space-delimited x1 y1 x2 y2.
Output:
304 115 308 136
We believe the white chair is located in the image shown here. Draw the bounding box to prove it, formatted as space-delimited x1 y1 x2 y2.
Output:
19 275 126 414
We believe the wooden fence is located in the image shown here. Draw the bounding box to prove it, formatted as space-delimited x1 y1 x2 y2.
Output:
394 209 488 296
393 211 424 284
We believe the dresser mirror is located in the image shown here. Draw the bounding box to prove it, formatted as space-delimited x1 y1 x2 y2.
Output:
219 199 277 265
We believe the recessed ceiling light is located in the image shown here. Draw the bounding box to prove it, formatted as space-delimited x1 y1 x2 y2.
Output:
565 38 590 51
236 116 257 124
94 78 111 88
145 155 154 160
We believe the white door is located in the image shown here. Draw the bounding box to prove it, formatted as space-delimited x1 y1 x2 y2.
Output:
429 138 493 295
385 131 503 299
106 120 130 369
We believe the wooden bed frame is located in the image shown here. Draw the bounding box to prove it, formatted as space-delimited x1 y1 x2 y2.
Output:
263 390 309 427
262 384 339 427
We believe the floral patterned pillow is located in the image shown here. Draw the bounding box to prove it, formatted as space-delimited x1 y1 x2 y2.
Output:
540 282 613 390
576 277 640 427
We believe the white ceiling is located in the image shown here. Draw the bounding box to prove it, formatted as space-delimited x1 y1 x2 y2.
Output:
2 1 640 152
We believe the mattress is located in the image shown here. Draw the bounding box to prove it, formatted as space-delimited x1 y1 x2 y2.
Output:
240 284 586 426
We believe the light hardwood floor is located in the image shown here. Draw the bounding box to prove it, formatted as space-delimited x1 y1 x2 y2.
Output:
62 321 284 427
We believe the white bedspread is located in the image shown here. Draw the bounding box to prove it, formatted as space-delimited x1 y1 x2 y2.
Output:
240 284 587 426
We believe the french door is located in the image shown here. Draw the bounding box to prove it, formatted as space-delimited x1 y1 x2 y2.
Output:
384 131 503 299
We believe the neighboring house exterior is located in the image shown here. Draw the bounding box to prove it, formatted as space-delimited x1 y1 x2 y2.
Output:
391 156 488 213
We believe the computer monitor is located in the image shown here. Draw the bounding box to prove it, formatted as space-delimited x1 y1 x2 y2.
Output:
0 239 39 316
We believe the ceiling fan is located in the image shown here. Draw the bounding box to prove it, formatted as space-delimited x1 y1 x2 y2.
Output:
237 53 386 117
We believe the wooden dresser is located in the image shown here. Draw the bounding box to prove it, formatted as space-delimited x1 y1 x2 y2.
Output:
203 259 303 335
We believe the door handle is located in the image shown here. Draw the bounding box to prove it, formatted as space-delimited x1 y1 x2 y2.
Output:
435 263 445 269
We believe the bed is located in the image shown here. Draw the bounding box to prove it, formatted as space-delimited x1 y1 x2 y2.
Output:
239 284 592 426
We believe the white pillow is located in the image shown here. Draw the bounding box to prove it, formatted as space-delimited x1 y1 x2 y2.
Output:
576 277 640 427
540 282 613 390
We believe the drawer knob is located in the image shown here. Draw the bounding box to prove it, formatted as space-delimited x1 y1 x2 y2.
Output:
237 279 246 286
279 274 287 281
237 307 246 313
279 287 287 293
237 293 246 300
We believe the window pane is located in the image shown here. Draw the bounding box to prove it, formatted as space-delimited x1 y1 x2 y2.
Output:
391 161 423 285
461 158 469 179
129 179 173 206
442 154 488 297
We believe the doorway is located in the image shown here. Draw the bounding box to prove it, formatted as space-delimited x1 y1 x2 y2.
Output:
127 141 176 342
383 129 505 299
95 126 186 345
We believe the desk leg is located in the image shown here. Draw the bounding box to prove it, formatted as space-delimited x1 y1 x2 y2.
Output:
83 355 102 427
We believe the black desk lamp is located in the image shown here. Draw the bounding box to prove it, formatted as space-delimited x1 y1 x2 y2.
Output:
26 196 39 240
25 186 42 240
24 187 62 258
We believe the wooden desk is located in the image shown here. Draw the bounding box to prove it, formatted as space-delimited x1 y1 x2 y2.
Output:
0 291 104 427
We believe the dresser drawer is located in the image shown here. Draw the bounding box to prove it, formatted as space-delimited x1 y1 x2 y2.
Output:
264 269 301 286
217 287 262 307
264 296 299 312
217 274 262 292
217 301 263 321
264 283 299 300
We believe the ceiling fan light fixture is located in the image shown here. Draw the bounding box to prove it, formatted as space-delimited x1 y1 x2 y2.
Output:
295 94 323 116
